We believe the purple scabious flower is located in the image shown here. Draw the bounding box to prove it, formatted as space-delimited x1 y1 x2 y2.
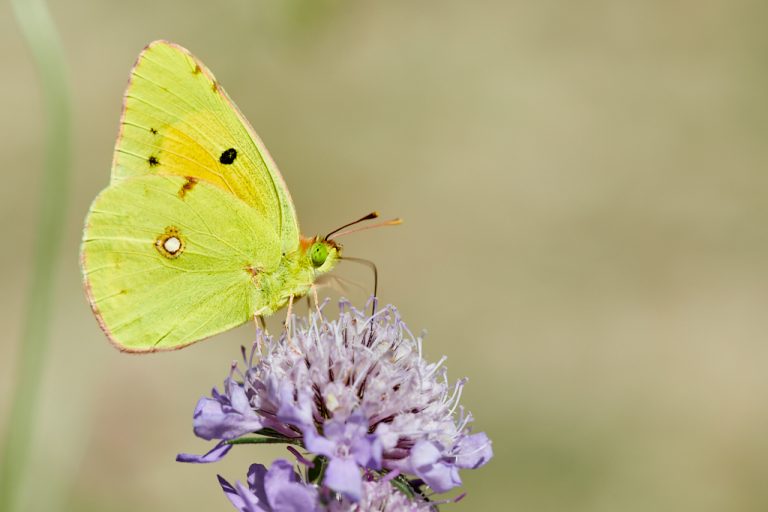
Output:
179 301 492 508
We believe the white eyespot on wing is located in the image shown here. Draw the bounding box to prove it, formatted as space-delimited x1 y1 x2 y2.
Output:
164 236 182 254
155 227 185 259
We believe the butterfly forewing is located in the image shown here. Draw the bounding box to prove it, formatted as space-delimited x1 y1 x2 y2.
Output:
112 40 300 253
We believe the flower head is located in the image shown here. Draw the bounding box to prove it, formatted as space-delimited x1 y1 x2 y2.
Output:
179 301 492 507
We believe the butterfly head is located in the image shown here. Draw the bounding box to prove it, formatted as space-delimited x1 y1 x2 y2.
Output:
307 237 341 274
303 212 400 285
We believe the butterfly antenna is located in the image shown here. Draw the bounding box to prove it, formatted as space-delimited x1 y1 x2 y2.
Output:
326 212 379 240
339 256 378 315
328 217 402 240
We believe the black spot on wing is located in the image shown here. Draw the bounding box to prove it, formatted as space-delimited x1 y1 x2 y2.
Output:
219 148 237 165
148 155 159 167
149 127 158 135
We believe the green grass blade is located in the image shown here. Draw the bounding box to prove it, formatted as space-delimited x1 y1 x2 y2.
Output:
0 0 71 511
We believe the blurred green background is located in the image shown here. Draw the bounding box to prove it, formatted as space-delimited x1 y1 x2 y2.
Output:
3 0 768 510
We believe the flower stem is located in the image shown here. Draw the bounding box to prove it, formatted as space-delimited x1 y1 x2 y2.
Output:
0 1 71 511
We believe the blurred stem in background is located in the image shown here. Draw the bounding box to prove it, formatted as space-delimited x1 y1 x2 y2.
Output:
0 0 71 510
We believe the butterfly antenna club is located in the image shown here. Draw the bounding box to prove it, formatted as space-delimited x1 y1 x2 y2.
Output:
325 211 379 240
327 213 402 241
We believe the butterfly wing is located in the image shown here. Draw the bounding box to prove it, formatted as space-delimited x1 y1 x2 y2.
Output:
111 40 300 253
81 174 281 352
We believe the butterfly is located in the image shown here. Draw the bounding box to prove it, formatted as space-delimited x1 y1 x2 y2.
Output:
80 40 397 352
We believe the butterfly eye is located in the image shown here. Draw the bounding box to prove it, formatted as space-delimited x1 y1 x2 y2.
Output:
310 242 329 268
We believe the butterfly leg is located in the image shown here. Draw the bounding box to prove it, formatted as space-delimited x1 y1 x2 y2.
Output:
310 284 322 318
285 294 294 331
253 314 267 333
283 295 301 354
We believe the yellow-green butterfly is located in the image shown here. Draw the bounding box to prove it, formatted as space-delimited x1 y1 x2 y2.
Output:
81 40 395 352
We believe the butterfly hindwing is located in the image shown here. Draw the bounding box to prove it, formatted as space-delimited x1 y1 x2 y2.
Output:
112 40 300 254
81 174 281 352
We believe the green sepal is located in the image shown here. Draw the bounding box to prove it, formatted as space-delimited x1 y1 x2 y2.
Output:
389 473 417 499
226 436 302 446
253 428 294 439
307 455 327 483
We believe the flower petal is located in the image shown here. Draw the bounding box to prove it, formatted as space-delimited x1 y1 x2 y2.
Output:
323 457 363 502
302 426 337 458
176 440 232 463
352 434 382 470
410 440 461 493
228 380 252 413
247 463 270 505
455 432 493 469
264 460 319 511
410 440 441 467
417 460 461 493
218 475 264 512
193 395 262 441
275 384 313 429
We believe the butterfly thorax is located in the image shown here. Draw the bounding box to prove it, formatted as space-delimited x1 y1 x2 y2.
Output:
253 237 340 315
